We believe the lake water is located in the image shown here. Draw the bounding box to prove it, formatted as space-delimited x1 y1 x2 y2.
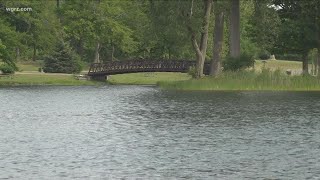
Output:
1 86 320 179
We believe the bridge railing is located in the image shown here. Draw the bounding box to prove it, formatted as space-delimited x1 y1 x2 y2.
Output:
88 59 210 76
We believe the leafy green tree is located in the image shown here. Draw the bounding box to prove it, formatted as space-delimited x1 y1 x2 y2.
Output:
0 0 61 62
273 0 318 74
60 0 137 62
249 0 280 56
186 0 213 78
0 39 17 69
148 0 194 59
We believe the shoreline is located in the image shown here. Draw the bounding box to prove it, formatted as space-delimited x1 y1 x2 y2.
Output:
0 73 102 87
2 71 320 92
2 80 320 92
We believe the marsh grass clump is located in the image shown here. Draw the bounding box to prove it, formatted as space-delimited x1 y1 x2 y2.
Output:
158 69 320 91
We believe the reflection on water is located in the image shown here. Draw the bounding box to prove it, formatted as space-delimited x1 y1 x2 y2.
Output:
1 86 320 179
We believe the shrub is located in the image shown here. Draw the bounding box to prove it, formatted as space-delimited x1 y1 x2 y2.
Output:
258 51 271 60
188 66 197 78
0 63 15 74
275 54 301 61
43 42 83 74
223 53 255 71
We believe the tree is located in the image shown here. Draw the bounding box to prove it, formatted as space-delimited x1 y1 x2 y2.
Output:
249 0 280 56
148 0 194 59
60 0 137 62
0 39 17 69
186 0 213 78
43 42 82 74
273 0 318 75
210 0 225 76
149 0 213 78
0 0 61 62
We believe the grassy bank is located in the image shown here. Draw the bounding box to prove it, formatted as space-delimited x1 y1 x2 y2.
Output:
108 59 307 85
108 72 191 85
0 73 99 86
158 70 320 91
0 60 311 87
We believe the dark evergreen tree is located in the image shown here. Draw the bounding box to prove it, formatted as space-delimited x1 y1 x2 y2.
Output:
43 42 82 74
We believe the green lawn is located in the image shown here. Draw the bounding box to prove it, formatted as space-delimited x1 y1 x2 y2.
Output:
254 59 310 73
16 61 42 72
0 73 99 86
108 72 191 85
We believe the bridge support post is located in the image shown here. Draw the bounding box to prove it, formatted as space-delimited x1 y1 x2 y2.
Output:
91 75 108 81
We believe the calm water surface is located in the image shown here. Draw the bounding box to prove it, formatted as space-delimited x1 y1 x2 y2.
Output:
1 86 320 179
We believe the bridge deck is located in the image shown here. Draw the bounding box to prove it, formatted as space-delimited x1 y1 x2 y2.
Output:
88 60 210 77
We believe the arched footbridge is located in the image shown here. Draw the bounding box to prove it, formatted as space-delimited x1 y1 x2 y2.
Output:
88 59 211 80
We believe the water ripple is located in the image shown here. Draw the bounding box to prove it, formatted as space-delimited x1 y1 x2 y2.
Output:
1 86 320 179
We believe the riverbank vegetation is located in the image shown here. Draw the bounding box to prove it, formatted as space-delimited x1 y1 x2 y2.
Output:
158 69 320 91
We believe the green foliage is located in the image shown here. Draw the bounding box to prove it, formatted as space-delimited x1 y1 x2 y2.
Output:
0 63 15 74
248 0 280 53
309 48 318 64
0 0 61 61
223 53 255 71
275 54 301 61
258 50 271 60
272 0 318 58
60 0 139 61
43 42 82 74
187 66 197 78
0 40 10 62
0 39 17 70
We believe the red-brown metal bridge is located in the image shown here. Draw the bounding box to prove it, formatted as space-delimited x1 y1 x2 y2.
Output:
88 59 210 80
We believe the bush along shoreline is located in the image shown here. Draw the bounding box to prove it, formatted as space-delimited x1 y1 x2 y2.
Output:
158 69 320 91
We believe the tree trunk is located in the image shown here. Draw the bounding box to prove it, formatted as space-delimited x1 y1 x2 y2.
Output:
315 58 318 76
111 44 115 61
56 0 60 8
16 47 20 61
191 33 204 77
77 39 84 59
311 60 314 75
94 41 100 63
196 0 213 78
302 53 309 75
186 0 212 78
318 47 320 77
32 45 36 61
230 0 240 58
210 10 224 76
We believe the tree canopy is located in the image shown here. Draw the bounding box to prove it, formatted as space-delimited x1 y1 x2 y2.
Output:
0 0 319 75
